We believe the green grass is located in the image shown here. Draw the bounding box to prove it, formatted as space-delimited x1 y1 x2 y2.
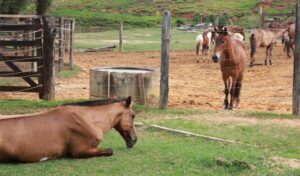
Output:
0 99 77 114
0 129 298 176
22 0 296 31
244 111 297 119
56 65 82 78
0 78 19 86
0 100 299 175
75 28 198 51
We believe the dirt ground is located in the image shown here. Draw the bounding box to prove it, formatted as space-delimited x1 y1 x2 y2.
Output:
0 43 294 113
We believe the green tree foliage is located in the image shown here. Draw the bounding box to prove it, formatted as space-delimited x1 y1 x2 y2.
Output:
0 0 28 14
206 14 216 25
218 14 229 26
36 0 53 15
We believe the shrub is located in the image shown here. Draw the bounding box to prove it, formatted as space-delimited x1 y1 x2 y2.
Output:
237 15 259 29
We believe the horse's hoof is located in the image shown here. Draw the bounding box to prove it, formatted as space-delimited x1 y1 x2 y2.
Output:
197 60 199 63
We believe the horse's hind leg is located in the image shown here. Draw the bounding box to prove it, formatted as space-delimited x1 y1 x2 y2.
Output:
202 49 205 63
269 44 274 65
265 46 270 65
204 49 208 62
229 78 237 110
234 77 243 108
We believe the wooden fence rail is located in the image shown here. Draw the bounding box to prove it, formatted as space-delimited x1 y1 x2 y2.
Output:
0 16 57 100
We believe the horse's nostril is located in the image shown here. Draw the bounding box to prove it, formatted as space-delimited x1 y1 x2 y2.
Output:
133 137 137 144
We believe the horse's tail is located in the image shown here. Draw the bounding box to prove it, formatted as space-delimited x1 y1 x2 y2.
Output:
250 33 256 59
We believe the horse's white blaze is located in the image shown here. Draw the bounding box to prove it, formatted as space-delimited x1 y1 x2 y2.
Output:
215 52 221 59
39 157 49 162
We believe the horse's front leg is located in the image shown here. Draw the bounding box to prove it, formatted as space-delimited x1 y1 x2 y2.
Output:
269 44 274 65
223 78 230 109
229 78 237 110
72 148 113 158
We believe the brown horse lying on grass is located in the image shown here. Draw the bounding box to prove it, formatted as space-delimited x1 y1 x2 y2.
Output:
212 27 246 110
0 96 137 163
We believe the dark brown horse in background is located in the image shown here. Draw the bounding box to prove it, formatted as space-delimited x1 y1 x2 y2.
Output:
212 27 246 110
0 97 137 163
250 28 285 67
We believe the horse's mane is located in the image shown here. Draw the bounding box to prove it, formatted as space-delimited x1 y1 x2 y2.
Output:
63 98 126 107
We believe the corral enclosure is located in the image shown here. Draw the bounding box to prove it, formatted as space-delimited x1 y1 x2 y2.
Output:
0 14 75 100
0 12 295 114
1 43 293 113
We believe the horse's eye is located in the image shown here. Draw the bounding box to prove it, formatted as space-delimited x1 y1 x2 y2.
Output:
221 40 225 44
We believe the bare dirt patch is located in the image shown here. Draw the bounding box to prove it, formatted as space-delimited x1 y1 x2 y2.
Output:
270 156 300 169
0 44 293 114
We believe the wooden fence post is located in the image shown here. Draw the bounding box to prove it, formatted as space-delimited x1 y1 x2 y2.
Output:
293 3 300 115
58 16 65 71
160 11 171 109
119 21 123 52
34 18 44 99
42 16 56 100
69 19 75 69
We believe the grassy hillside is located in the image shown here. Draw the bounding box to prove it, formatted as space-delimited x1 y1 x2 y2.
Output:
22 0 296 31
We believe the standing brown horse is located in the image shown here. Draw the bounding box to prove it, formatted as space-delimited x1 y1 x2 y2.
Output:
212 27 246 110
0 97 137 163
250 28 285 67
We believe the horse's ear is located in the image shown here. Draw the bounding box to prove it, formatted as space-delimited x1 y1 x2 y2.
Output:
223 27 229 36
223 27 227 32
125 96 132 108
214 26 218 32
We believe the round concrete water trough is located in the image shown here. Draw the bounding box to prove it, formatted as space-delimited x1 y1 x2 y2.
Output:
90 67 159 104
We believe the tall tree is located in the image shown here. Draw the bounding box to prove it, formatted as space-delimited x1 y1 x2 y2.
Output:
36 0 53 15
0 0 28 14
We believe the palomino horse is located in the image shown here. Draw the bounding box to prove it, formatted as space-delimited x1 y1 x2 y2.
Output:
196 31 217 62
226 25 245 41
250 28 285 67
0 97 137 163
268 21 294 29
230 33 244 42
212 27 246 110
